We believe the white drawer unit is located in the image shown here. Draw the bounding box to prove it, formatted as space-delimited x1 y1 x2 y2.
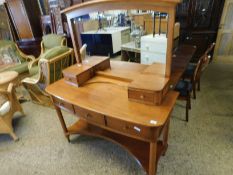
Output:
141 34 167 65
141 52 166 64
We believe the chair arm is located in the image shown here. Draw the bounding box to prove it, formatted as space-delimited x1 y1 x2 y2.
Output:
14 43 36 62
0 83 14 101
28 59 40 70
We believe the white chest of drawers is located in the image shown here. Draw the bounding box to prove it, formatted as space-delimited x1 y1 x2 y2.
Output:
141 34 167 66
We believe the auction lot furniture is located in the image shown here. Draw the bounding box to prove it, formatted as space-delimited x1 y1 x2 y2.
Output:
46 58 179 175
53 1 189 174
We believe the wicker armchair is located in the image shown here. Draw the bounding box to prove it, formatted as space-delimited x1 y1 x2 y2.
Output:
0 83 24 141
28 34 67 76
22 46 75 106
0 40 35 75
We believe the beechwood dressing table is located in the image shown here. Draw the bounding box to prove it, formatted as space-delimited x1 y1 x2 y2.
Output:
44 1 196 175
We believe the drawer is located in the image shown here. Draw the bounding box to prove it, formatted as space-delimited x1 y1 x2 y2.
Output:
141 39 167 53
74 105 106 126
128 89 154 105
53 97 74 113
141 51 166 65
106 117 153 140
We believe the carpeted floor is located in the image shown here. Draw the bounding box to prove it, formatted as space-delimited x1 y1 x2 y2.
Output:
0 60 233 175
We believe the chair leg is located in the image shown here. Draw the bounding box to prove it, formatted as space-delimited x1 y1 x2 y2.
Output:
192 81 196 99
186 95 190 122
197 79 201 91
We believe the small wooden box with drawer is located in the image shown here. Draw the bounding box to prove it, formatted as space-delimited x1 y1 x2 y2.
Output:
63 64 94 87
128 74 169 105
62 56 110 87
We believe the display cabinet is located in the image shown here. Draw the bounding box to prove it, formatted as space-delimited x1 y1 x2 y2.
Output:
176 0 225 61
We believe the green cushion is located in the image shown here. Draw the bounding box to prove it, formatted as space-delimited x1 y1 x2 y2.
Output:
29 66 39 76
6 62 28 74
42 34 65 50
42 46 69 60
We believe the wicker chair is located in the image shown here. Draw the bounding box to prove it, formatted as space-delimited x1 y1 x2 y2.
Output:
28 34 67 76
0 83 24 141
22 46 75 106
0 40 35 75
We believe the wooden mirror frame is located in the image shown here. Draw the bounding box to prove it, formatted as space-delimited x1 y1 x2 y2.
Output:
62 0 181 77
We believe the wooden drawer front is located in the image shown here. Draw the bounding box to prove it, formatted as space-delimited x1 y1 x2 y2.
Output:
128 89 154 105
64 76 77 85
106 118 153 140
74 105 105 126
94 59 110 71
53 97 74 113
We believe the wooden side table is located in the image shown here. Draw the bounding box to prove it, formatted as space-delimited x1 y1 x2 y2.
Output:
0 71 19 90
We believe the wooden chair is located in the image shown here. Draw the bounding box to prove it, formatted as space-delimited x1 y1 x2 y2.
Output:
175 59 202 122
28 34 67 76
182 43 215 99
0 83 24 141
22 47 75 106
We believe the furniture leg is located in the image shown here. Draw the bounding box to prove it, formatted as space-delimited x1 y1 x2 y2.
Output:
54 105 70 142
197 79 200 91
162 119 170 156
149 141 157 175
186 94 190 122
10 131 19 141
192 80 196 99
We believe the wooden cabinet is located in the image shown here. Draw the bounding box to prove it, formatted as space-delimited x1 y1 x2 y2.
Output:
5 0 42 40
176 0 225 61
5 0 43 56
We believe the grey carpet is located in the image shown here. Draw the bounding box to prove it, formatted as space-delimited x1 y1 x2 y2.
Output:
0 61 233 175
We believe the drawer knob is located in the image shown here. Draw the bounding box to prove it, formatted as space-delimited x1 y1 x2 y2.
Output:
123 125 130 130
140 95 144 99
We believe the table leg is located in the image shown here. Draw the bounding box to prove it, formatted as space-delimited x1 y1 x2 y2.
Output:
162 119 170 155
54 105 70 142
149 141 157 175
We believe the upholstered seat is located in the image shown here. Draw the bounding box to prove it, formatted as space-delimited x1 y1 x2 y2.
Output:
28 34 67 76
183 64 196 78
175 80 193 97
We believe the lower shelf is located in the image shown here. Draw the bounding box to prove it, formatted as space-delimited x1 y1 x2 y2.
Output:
67 119 167 174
